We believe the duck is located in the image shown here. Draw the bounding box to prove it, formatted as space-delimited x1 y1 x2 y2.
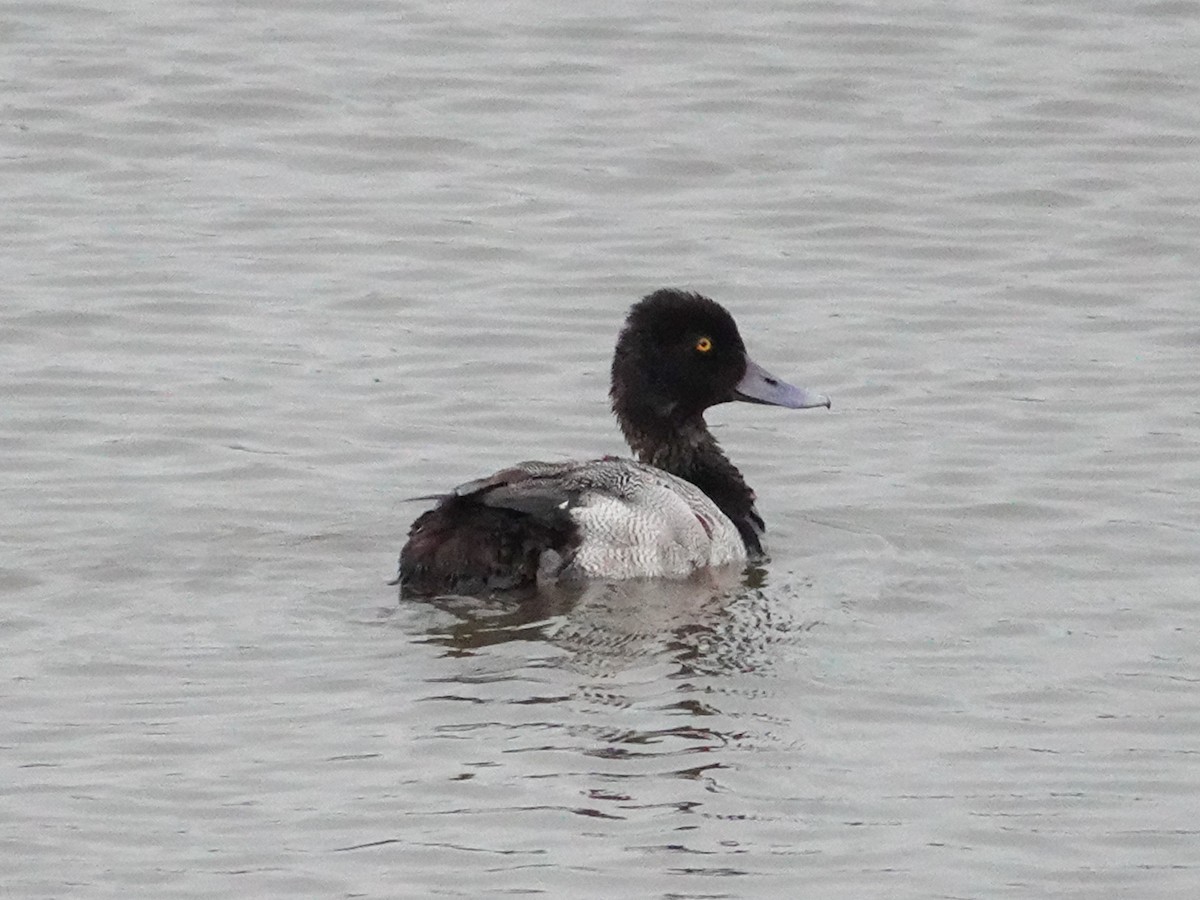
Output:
396 288 830 597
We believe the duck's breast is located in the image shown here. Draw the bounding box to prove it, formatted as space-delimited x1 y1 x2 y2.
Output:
564 460 746 579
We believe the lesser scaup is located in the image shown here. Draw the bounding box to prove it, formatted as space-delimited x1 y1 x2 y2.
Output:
396 289 830 596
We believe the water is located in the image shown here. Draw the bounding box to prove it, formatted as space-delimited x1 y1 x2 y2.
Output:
3 1 1198 897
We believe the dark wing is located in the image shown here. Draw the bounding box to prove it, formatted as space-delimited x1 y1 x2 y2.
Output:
396 460 586 597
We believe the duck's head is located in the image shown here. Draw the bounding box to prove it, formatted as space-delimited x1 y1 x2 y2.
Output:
610 289 830 432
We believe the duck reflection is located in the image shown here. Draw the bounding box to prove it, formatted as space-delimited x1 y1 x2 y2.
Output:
410 563 812 680
387 566 824 833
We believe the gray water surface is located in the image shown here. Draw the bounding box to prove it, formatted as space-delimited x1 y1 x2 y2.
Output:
3 1 1199 897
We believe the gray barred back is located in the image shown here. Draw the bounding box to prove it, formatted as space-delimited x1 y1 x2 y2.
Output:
459 457 746 580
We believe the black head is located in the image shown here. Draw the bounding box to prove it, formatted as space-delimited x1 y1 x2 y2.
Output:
610 289 829 431
610 289 751 426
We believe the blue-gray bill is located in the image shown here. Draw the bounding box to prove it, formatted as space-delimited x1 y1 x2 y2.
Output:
733 359 831 409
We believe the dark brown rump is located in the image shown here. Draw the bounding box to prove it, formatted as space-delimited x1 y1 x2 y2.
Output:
397 498 578 597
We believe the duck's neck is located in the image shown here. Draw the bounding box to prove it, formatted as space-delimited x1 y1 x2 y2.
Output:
619 415 765 555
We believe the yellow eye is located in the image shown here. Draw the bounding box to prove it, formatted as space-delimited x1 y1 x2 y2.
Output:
695 336 713 353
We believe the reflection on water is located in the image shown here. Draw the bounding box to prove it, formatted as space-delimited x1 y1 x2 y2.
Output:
388 566 823 779
406 565 818 677
371 566 830 884
410 587 583 653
